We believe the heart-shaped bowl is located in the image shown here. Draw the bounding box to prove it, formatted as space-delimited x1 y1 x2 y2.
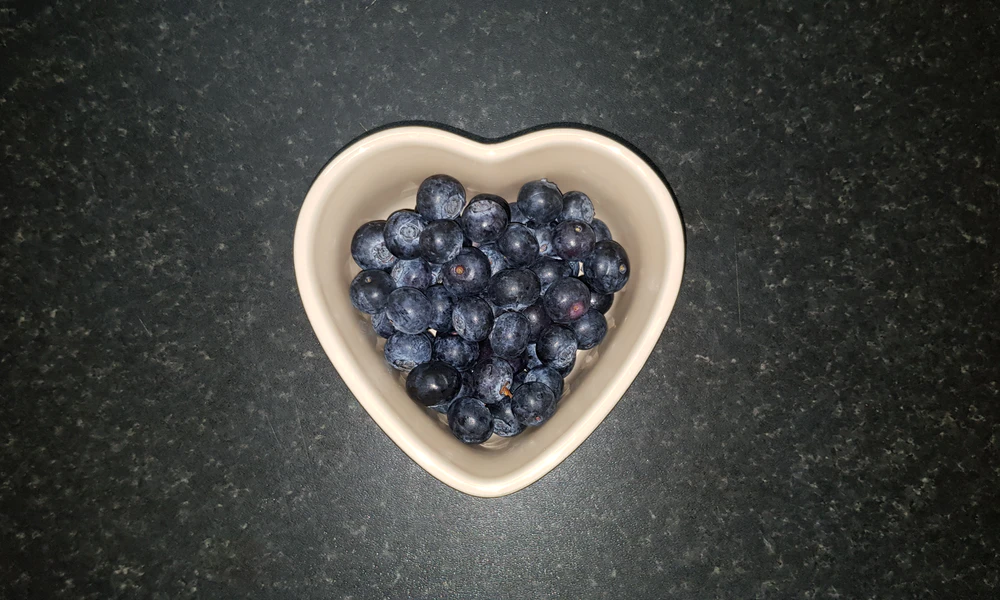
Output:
294 124 684 497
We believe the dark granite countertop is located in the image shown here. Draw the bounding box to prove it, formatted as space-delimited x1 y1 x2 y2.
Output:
2 1 998 598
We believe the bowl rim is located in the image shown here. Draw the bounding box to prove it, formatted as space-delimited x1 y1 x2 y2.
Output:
294 124 685 497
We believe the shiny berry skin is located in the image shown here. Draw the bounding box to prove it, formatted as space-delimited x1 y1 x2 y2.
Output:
530 257 573 293
383 209 427 259
489 311 531 360
452 297 494 342
552 219 597 261
431 371 474 414
536 325 578 370
497 223 539 267
460 194 510 244
385 287 433 334
424 284 454 331
588 287 614 314
477 243 509 276
516 179 563 224
406 360 462 407
489 398 525 437
448 397 494 444
472 357 515 405
384 332 432 372
351 220 398 271
488 268 541 310
520 301 552 343
542 277 591 323
570 309 607 350
525 366 564 399
349 269 395 314
433 332 480 371
371 310 396 338
418 219 465 264
558 191 595 223
416 174 466 221
583 240 630 294
511 382 557 427
442 247 491 298
591 218 612 243
390 258 434 289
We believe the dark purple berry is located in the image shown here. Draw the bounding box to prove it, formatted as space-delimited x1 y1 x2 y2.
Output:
416 174 466 221
384 209 427 259
406 360 462 407
543 277 591 323
351 220 398 271
349 269 395 314
583 240 630 294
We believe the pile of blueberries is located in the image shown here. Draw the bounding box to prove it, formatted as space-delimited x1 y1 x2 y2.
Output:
349 175 630 444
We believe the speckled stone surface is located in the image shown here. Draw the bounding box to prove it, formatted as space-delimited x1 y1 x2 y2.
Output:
2 1 999 598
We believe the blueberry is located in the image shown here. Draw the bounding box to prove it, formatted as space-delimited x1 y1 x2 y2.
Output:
525 366 564 399
433 332 480 371
509 202 528 224
516 179 563 224
442 247 491 297
416 174 466 221
472 357 514 404
511 381 557 427
447 397 494 444
570 309 607 350
583 240 630 294
530 257 573 293
591 218 612 243
558 191 595 223
351 220 398 271
460 194 510 244
497 223 540 267
489 311 531 359
383 209 427 259
431 371 474 414
588 287 614 314
385 287 433 334
489 398 525 437
542 277 591 323
406 360 462 407
384 331 433 372
520 301 552 342
390 258 434 289
452 297 494 342
424 284 454 331
477 243 509 276
349 269 395 314
552 220 597 261
532 224 557 257
418 219 465 264
536 325 578 370
488 268 541 310
371 310 396 338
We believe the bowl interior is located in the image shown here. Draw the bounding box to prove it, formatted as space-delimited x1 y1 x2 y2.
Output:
296 127 682 495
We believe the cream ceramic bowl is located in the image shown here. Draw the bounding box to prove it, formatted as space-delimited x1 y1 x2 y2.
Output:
294 125 684 497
